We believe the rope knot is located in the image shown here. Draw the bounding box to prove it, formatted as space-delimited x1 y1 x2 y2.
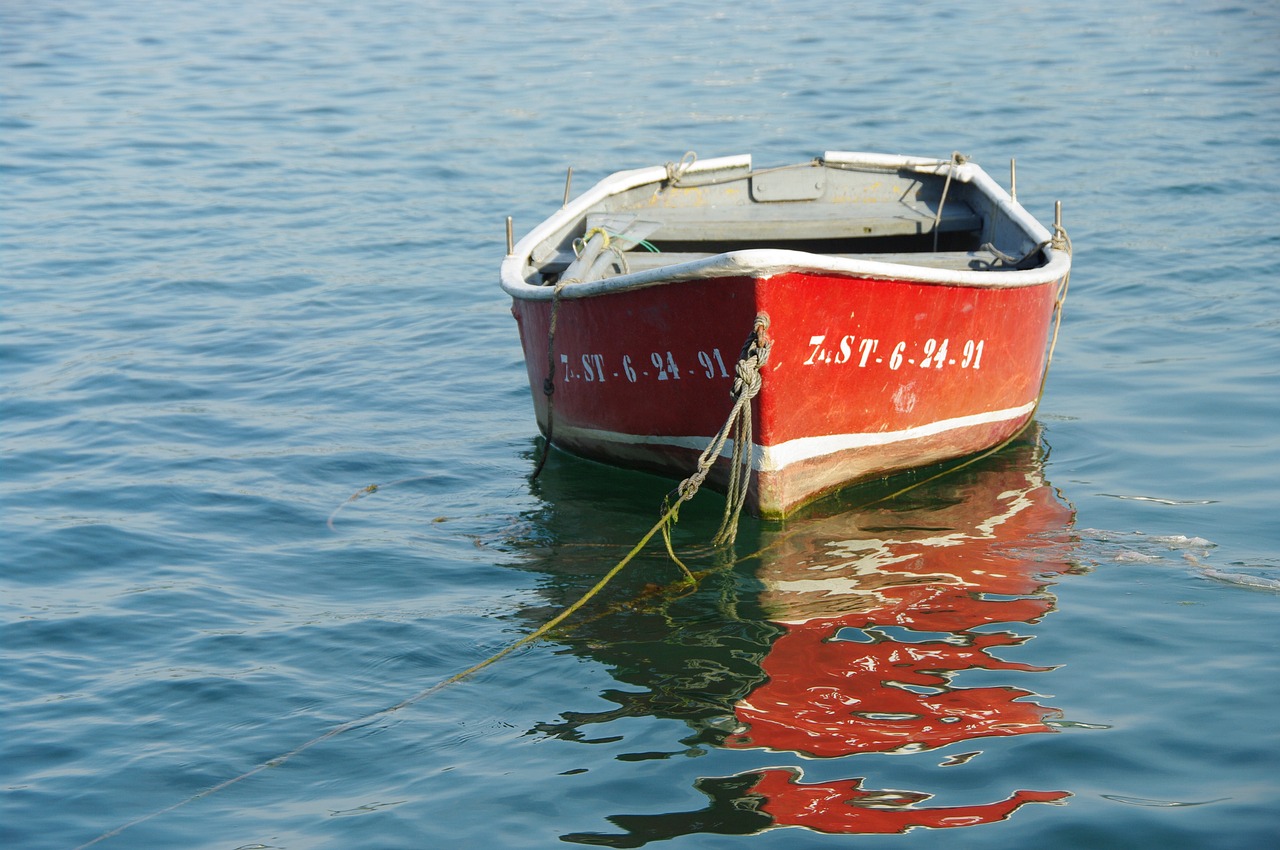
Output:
1052 222 1071 254
732 358 763 400
581 227 611 250
675 473 704 503
664 151 697 185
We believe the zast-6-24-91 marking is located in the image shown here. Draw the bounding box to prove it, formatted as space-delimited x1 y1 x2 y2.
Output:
804 335 985 371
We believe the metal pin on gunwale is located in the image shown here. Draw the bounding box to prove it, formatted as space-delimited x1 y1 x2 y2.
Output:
1052 200 1068 251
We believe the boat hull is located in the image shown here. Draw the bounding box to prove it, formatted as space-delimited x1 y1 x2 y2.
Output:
512 268 1059 517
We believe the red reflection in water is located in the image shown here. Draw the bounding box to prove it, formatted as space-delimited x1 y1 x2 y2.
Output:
729 463 1073 756
726 454 1074 832
749 767 1069 834
730 624 1058 757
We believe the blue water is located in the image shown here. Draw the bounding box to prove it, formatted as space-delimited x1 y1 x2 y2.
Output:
3 1 1278 847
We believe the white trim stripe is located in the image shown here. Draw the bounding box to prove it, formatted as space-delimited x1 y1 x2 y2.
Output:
554 402 1037 473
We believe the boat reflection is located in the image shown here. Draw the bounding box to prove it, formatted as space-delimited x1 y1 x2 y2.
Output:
516 431 1078 843
559 769 1069 844
728 441 1075 759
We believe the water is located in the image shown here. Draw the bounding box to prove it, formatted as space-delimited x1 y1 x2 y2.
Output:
3 1 1278 847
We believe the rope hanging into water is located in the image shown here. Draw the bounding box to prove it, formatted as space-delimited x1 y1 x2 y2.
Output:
662 314 770 565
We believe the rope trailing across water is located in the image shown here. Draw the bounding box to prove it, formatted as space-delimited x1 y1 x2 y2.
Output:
76 317 774 849
83 243 1070 846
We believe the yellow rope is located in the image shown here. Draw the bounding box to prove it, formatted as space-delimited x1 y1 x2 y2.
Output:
572 227 611 258
76 318 771 848
76 497 689 850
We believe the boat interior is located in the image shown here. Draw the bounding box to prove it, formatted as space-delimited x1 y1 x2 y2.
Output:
529 157 1048 285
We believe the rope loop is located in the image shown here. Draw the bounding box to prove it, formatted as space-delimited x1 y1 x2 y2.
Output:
1052 221 1072 255
582 227 611 249
605 241 630 277
665 151 697 185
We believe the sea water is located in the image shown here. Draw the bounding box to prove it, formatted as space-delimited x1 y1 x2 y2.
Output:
3 1 1278 847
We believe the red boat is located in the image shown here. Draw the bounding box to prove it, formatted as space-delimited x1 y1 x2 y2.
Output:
502 151 1070 517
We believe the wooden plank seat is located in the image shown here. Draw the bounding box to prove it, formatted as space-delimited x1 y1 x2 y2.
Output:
586 198 981 243
541 248 1005 275
621 249 1003 272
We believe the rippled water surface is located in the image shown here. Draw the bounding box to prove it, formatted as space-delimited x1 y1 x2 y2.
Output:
3 2 1278 848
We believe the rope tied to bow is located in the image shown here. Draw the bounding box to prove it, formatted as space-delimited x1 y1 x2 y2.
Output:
661 314 771 567
664 151 698 185
932 151 968 252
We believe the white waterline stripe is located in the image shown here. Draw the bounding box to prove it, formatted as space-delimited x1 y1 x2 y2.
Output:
554 402 1037 472
760 403 1037 469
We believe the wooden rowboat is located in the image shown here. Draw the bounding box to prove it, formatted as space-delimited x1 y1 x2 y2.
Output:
501 151 1070 518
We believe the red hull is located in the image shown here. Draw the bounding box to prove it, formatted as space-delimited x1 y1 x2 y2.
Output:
512 271 1058 516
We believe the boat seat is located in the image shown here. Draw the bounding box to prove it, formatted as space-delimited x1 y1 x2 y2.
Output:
587 199 981 243
542 248 1005 274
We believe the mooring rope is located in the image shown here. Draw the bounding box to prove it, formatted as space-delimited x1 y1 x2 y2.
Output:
1045 224 1072 375
74 497 689 850
82 228 1072 848
661 315 770 563
77 316 775 848
665 150 697 184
